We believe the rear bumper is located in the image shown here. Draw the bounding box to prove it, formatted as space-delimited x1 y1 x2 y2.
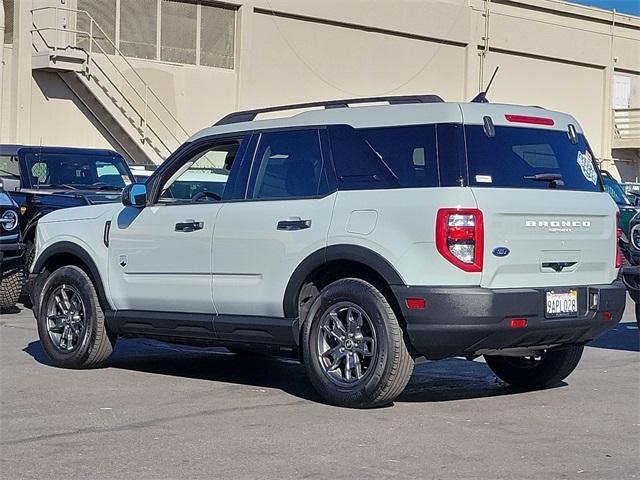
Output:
391 282 626 360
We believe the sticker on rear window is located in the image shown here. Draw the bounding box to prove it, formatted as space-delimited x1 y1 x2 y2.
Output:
475 175 493 183
576 150 597 186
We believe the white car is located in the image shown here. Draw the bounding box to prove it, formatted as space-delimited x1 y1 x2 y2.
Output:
29 95 626 408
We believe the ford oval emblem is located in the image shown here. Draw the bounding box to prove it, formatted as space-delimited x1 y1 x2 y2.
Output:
492 247 510 257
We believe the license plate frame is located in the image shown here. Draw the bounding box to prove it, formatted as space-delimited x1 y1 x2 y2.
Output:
545 289 578 318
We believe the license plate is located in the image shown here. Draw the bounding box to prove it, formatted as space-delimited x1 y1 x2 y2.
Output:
545 290 578 318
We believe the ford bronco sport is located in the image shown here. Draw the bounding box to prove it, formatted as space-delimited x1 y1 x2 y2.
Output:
29 96 627 408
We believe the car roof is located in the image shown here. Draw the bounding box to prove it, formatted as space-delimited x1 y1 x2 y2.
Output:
190 102 583 143
0 144 124 157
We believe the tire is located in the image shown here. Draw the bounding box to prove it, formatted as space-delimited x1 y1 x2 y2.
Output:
0 269 22 312
485 345 584 388
302 278 414 408
635 302 639 328
36 265 116 369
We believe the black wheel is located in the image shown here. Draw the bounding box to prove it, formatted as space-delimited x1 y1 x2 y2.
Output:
302 278 414 408
485 345 584 388
36 265 116 368
0 269 22 312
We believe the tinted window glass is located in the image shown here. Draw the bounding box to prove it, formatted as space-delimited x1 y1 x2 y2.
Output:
328 125 394 190
436 123 465 187
249 130 326 200
602 175 631 205
0 155 19 178
360 125 438 187
23 152 131 190
328 125 438 190
465 126 601 192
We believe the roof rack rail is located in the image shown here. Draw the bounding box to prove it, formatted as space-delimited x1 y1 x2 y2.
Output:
214 94 444 126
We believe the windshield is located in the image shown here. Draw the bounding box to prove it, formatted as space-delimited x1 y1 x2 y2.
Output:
24 151 132 190
465 126 602 192
602 176 631 205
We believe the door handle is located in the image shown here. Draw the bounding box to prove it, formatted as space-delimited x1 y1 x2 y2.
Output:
277 218 312 231
175 220 204 232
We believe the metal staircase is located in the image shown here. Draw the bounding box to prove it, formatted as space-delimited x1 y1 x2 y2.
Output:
30 6 190 164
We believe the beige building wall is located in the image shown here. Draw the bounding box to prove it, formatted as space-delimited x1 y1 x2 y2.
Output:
1 0 639 180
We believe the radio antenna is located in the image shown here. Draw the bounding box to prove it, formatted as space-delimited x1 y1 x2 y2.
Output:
471 66 499 103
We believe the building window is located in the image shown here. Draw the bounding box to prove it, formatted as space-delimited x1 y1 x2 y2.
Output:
73 0 236 68
161 0 197 64
77 0 116 54
120 0 158 60
3 0 13 45
200 3 235 69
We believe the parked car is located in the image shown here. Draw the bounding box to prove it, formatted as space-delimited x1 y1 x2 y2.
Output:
28 96 627 408
628 212 640 267
0 145 135 277
0 188 23 312
601 170 640 264
622 265 640 327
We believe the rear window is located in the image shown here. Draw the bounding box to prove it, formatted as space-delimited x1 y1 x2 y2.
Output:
465 126 601 192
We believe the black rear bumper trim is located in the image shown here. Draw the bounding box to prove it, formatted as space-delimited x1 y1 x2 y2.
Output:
391 282 627 360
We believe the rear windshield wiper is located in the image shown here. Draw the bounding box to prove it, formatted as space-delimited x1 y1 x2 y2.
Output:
523 173 564 187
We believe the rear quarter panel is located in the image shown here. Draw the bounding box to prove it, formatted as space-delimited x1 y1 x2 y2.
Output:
328 187 480 286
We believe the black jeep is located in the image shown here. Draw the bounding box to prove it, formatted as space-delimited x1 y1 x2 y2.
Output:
0 145 134 280
0 188 23 311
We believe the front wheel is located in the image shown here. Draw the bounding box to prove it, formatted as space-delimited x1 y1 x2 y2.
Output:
36 265 116 368
302 278 414 408
0 269 22 312
485 345 584 388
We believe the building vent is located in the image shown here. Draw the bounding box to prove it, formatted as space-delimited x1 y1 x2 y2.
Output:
120 0 157 60
161 0 196 64
200 3 235 69
77 0 116 54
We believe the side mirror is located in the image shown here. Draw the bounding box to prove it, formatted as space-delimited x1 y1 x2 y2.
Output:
122 183 147 207
0 177 21 192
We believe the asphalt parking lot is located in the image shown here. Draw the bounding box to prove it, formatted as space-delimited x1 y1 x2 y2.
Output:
1 298 638 480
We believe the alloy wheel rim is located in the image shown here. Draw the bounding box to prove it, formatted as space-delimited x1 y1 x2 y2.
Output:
316 301 377 386
45 284 86 353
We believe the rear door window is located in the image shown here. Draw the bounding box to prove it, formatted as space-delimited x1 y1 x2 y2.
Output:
465 126 601 191
248 129 331 200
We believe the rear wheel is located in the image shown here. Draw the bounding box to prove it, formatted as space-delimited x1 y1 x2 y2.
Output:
485 345 584 388
0 269 22 312
302 278 414 408
36 265 116 368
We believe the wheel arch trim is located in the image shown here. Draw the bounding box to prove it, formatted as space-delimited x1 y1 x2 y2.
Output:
32 241 111 312
283 244 405 318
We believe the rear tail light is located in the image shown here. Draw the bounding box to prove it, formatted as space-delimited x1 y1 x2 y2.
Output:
509 318 528 328
436 208 484 272
615 212 623 269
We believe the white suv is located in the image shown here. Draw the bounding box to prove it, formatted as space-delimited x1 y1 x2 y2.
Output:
29 96 627 408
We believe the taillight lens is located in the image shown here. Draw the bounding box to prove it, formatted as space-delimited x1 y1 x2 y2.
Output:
436 208 484 272
615 212 623 269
